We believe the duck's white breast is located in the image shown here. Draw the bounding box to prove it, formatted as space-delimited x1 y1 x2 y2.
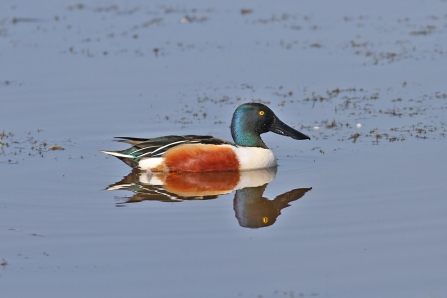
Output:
231 146 277 170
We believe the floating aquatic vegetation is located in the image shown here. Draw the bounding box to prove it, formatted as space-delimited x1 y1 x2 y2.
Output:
0 130 72 164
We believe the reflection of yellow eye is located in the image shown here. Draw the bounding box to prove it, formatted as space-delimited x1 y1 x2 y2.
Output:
262 217 269 224
259 111 265 116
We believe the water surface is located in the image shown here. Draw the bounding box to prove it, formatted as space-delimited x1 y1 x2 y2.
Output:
1 0 446 297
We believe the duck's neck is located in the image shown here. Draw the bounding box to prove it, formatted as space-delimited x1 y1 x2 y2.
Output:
231 127 268 148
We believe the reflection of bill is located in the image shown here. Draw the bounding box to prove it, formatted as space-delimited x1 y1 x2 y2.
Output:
106 168 311 228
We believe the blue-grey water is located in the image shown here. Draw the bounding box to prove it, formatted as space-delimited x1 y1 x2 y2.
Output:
1 1 446 297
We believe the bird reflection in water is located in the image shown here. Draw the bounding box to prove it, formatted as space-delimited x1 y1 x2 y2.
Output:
106 168 312 228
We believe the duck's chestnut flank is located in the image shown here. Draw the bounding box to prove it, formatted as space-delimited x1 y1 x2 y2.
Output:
164 144 240 172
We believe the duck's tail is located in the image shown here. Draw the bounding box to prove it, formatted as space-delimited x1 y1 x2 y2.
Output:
100 150 133 158
100 150 139 168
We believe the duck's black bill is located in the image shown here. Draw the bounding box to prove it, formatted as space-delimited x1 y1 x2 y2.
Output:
270 119 311 140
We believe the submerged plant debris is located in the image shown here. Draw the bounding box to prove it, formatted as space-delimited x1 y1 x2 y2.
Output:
0 130 72 164
147 85 446 147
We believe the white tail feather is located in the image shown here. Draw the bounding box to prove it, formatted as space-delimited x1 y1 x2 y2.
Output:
105 184 132 191
100 150 133 158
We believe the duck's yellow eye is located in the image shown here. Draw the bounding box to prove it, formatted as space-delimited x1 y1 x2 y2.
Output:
262 217 269 224
259 110 265 116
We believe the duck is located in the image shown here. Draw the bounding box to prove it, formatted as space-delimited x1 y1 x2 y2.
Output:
101 102 310 172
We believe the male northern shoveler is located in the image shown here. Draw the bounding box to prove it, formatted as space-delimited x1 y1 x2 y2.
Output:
101 102 310 172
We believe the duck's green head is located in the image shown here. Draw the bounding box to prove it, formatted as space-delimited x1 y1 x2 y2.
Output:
231 102 310 148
